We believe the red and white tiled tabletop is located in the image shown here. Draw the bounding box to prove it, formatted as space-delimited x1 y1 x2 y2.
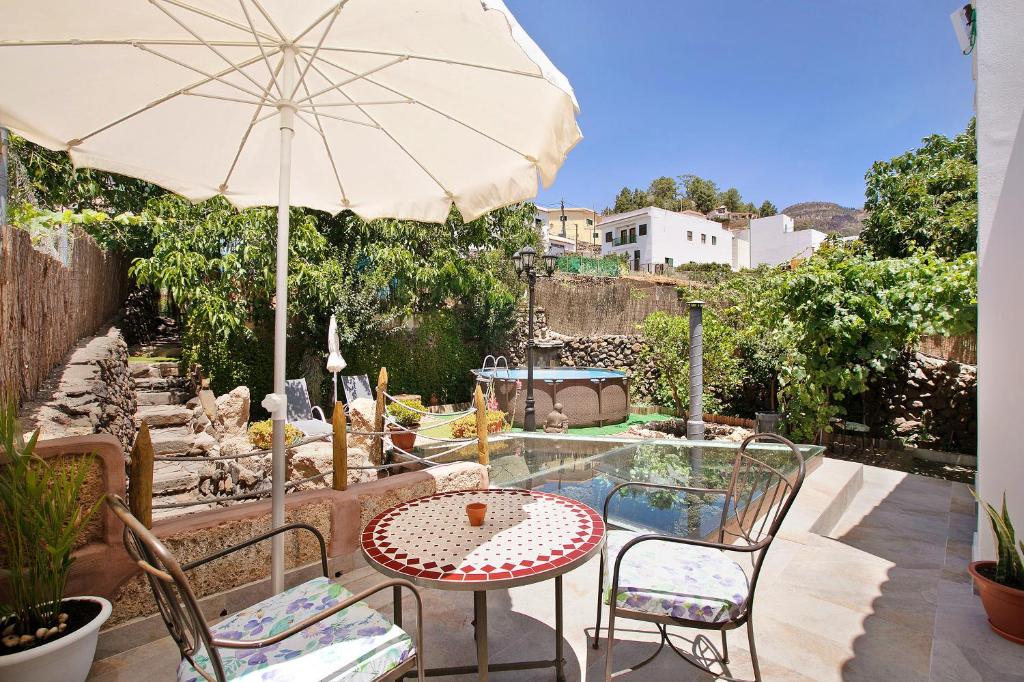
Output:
361 489 605 590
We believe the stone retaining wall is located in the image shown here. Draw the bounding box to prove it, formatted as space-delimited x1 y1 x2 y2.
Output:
863 351 977 454
20 326 137 453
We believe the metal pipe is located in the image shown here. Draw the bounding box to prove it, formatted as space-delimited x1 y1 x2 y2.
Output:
270 47 297 594
524 269 537 431
687 301 705 441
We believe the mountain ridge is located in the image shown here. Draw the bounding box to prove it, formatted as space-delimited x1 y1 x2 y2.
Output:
781 202 866 236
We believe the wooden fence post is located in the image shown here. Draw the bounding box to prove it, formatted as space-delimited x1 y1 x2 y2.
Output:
128 421 154 528
372 367 388 466
474 384 489 466
332 402 347 491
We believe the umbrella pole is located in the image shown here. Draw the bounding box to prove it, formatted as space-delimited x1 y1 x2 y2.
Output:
270 48 297 595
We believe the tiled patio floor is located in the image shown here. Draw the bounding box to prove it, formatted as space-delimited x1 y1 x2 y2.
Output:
88 461 1023 681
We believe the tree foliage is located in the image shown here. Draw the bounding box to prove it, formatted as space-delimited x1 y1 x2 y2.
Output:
680 175 719 214
754 238 977 440
638 310 742 416
718 187 744 212
861 118 977 259
758 200 777 217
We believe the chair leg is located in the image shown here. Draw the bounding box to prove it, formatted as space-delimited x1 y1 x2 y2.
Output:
603 606 618 682
593 553 605 649
721 628 729 664
746 619 761 682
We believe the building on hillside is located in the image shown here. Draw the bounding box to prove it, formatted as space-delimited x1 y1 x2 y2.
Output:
535 205 601 249
545 232 577 256
707 205 758 228
734 214 828 267
599 206 735 271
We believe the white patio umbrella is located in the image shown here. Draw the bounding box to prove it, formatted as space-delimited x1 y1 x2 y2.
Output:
0 0 580 592
326 314 345 405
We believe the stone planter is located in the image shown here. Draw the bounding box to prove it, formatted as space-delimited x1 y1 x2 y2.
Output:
969 561 1024 644
0 596 112 682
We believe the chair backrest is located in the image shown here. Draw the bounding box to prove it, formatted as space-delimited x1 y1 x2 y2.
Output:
107 495 225 682
341 374 373 403
718 433 806 549
285 378 313 423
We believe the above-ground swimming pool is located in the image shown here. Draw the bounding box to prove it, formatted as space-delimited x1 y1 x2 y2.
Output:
473 367 629 427
418 433 824 538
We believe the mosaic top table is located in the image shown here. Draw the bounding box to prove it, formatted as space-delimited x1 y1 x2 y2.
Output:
361 488 606 681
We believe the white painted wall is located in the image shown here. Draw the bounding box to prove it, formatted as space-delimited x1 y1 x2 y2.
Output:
599 207 732 269
748 214 827 267
976 0 1024 558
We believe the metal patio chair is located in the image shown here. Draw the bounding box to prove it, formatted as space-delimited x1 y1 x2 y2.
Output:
107 495 424 682
593 433 806 682
285 377 332 437
341 373 375 404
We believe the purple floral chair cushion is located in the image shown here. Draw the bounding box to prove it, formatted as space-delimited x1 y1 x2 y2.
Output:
603 530 750 624
178 576 414 682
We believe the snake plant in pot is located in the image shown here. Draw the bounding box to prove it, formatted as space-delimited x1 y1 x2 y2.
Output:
969 490 1024 644
0 398 109 681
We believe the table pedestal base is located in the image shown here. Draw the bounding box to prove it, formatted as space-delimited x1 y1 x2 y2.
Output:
400 577 566 682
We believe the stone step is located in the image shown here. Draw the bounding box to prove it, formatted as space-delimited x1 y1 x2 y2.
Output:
128 361 181 380
136 404 193 428
137 389 191 406
134 376 188 392
152 461 199 495
149 426 197 456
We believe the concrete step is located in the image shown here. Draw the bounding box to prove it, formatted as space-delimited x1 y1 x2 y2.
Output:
149 426 197 457
136 404 193 428
781 457 865 539
137 390 190 406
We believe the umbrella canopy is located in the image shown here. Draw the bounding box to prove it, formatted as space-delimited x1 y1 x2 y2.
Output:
0 0 580 222
0 0 580 592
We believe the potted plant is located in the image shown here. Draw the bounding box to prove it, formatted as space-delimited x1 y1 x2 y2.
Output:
969 491 1024 644
0 399 110 682
387 399 424 452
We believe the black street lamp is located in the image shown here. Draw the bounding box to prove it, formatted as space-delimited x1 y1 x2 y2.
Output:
513 244 558 431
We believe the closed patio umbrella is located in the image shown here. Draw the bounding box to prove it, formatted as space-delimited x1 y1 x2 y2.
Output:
326 314 345 405
0 0 580 592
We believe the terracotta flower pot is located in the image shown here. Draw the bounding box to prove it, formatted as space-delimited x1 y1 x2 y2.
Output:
466 502 487 527
969 561 1024 644
388 424 418 453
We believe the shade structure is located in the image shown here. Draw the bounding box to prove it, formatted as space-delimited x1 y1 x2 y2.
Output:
0 0 580 592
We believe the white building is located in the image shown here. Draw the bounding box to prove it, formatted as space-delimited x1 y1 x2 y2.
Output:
977 0 1024 561
599 206 734 271
736 214 827 267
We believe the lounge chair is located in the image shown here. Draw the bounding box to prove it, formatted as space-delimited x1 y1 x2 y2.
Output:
341 373 374 404
594 433 806 682
107 495 424 682
285 378 332 437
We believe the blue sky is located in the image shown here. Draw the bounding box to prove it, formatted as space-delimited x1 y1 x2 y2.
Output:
510 0 976 212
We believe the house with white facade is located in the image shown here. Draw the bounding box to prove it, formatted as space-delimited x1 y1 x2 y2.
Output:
599 206 735 271
735 213 828 267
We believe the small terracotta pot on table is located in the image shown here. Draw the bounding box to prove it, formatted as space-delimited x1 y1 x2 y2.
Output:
466 502 487 527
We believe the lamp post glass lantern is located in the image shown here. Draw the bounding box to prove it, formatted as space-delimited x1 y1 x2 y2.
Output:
514 245 558 431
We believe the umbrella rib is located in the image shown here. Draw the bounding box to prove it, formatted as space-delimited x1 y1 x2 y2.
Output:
237 0 282 97
156 0 278 43
68 50 275 148
221 61 282 191
0 39 262 48
293 56 406 106
305 50 536 163
292 1 352 46
300 45 545 80
297 53 452 198
181 91 266 106
150 0 273 97
250 0 289 43
294 74 349 203
296 100 411 108
289 3 344 101
137 43 271 101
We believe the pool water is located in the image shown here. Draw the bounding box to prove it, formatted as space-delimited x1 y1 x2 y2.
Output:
422 434 823 538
